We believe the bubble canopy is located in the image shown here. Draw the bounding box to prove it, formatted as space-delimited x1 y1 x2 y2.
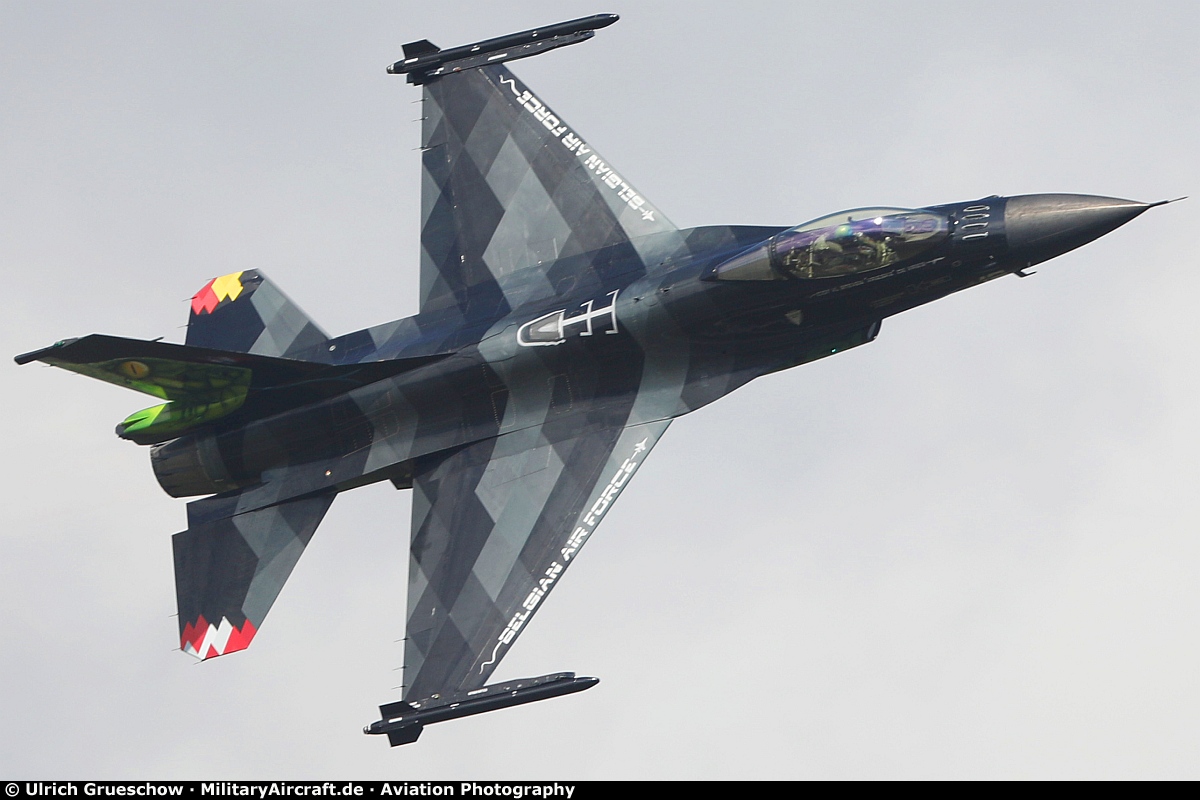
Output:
713 207 950 281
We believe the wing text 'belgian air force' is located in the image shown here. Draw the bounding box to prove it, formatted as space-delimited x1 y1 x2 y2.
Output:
15 13 1170 746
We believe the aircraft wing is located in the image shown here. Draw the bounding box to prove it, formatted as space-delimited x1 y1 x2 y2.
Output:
417 62 684 325
402 418 670 699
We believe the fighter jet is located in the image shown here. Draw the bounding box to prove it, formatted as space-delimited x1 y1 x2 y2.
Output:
15 14 1168 746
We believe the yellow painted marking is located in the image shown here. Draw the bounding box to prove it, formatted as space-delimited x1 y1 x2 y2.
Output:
211 271 245 303
118 360 151 379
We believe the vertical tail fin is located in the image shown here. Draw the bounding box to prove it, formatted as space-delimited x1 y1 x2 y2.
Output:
186 270 329 358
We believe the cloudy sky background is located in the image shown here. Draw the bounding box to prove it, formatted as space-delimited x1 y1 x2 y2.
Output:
2 0 1198 779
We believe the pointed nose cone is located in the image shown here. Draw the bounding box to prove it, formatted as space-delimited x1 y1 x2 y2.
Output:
1005 194 1153 265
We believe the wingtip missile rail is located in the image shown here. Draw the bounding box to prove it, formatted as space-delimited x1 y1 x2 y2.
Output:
364 672 599 746
388 13 619 84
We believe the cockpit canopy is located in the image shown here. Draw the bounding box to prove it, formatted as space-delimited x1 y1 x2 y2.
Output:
712 207 950 281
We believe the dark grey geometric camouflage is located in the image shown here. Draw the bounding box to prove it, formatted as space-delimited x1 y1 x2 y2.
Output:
416 63 680 323
187 269 329 358
174 490 335 658
14 15 1159 740
400 64 798 698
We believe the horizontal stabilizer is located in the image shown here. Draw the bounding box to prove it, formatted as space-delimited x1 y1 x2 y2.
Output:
15 334 448 444
174 490 336 660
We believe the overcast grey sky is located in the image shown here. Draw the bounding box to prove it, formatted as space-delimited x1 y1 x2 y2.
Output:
2 0 1198 779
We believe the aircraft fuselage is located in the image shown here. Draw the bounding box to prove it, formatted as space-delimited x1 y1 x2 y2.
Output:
150 193 1153 507
15 11 1166 741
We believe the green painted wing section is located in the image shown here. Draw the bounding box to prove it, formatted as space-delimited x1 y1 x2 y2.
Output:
117 391 249 441
24 342 252 442
43 355 251 403
15 333 453 446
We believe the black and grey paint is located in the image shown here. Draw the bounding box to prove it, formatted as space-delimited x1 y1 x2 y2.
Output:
13 15 1165 743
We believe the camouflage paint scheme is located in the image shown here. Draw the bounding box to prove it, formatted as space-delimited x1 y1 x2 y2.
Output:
15 18 1159 733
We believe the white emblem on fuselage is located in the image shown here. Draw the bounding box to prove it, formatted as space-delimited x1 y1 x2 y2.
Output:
516 290 619 347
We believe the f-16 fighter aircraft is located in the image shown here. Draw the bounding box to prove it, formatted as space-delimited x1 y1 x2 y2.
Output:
15 14 1169 746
